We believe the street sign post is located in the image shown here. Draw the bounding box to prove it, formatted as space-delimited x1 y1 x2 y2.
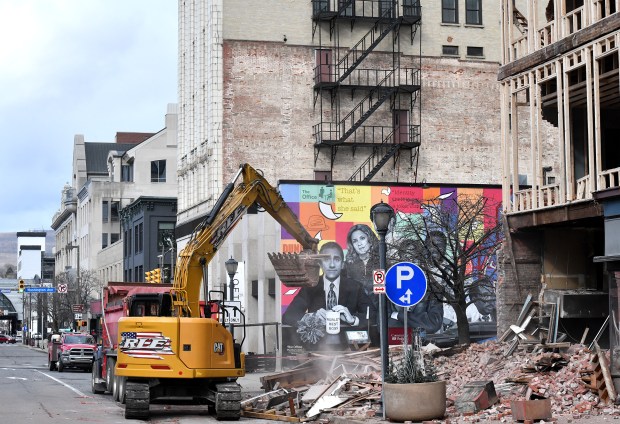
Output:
222 301 242 324
384 262 427 308
372 269 385 285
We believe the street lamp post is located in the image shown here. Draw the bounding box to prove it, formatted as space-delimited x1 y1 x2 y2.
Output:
68 244 80 329
370 201 395 420
224 257 239 336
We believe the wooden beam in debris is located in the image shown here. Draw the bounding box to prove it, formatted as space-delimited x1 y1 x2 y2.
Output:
594 341 617 403
240 410 305 422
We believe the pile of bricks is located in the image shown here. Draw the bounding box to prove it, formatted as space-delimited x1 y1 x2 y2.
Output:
434 341 619 421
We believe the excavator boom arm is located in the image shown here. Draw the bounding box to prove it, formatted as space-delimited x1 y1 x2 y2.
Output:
173 164 319 317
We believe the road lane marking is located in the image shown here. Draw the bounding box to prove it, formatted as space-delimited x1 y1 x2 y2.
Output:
36 370 88 397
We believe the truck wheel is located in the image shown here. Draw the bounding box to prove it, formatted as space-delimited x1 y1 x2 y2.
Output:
57 361 64 373
113 375 120 401
91 364 105 394
118 377 126 404
48 357 56 371
106 358 116 394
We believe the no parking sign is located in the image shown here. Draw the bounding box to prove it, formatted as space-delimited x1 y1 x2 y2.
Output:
384 262 427 307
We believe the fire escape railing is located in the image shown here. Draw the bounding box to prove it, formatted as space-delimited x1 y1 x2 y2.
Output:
348 124 420 182
336 10 401 82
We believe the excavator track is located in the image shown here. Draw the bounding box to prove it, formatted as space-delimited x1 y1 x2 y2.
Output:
214 382 241 420
124 380 150 420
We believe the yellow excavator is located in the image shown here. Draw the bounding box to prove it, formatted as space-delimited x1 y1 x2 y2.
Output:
115 163 321 419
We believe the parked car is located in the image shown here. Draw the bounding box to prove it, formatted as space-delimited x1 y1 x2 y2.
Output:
0 334 16 344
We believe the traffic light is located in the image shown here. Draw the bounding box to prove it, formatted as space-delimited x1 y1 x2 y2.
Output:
145 271 153 282
18 279 25 293
152 268 161 283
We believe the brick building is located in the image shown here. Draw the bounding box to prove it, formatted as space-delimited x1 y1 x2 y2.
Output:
176 1 504 355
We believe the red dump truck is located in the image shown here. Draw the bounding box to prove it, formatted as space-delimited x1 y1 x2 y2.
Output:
90 282 173 400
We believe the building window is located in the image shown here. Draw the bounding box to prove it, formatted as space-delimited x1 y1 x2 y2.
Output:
467 46 484 57
102 201 109 223
442 45 459 56
121 164 133 182
102 233 108 249
134 224 140 254
158 222 175 248
111 233 120 244
125 228 132 257
151 160 166 182
111 201 119 222
466 0 482 25
137 265 143 282
135 223 143 253
442 0 458 23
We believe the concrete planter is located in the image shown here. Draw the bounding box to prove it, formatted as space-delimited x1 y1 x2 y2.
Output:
384 380 447 422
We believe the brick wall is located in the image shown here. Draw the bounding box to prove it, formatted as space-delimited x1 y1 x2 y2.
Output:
222 41 502 186
497 231 543 335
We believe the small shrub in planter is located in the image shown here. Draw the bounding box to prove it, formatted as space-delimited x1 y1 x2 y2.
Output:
386 329 438 384
383 329 446 422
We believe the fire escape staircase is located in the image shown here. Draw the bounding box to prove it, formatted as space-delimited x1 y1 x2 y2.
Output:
313 0 421 182
348 135 401 182
339 71 397 143
336 11 402 83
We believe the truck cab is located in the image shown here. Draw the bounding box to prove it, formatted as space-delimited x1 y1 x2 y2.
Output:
49 332 96 372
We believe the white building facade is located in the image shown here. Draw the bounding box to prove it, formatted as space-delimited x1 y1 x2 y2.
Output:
52 105 179 288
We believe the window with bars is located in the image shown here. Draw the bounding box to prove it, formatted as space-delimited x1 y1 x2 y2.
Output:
442 0 458 23
466 0 482 25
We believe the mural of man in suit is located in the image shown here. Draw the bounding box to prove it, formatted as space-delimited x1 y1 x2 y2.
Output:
282 241 373 335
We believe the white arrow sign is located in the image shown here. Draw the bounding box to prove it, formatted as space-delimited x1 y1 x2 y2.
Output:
399 289 412 305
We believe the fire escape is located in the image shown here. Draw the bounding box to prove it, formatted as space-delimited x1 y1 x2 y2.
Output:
312 0 422 182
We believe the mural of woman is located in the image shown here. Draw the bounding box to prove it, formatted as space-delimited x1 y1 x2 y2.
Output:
344 224 380 300
344 224 381 344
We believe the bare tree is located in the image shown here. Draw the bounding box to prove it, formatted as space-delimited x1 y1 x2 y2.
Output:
43 269 101 333
389 193 503 345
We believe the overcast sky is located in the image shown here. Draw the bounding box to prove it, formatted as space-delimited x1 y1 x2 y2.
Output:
0 0 178 233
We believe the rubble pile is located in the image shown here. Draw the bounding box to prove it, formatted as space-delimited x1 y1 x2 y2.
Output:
434 341 617 420
243 341 619 422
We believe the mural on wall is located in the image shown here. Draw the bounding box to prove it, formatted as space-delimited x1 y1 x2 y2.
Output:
279 183 502 355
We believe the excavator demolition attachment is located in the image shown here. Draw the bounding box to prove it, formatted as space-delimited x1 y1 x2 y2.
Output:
268 251 322 288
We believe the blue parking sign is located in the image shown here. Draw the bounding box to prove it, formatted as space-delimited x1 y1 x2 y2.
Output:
385 262 427 307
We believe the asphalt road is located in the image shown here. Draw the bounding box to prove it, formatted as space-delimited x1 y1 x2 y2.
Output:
0 343 273 423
